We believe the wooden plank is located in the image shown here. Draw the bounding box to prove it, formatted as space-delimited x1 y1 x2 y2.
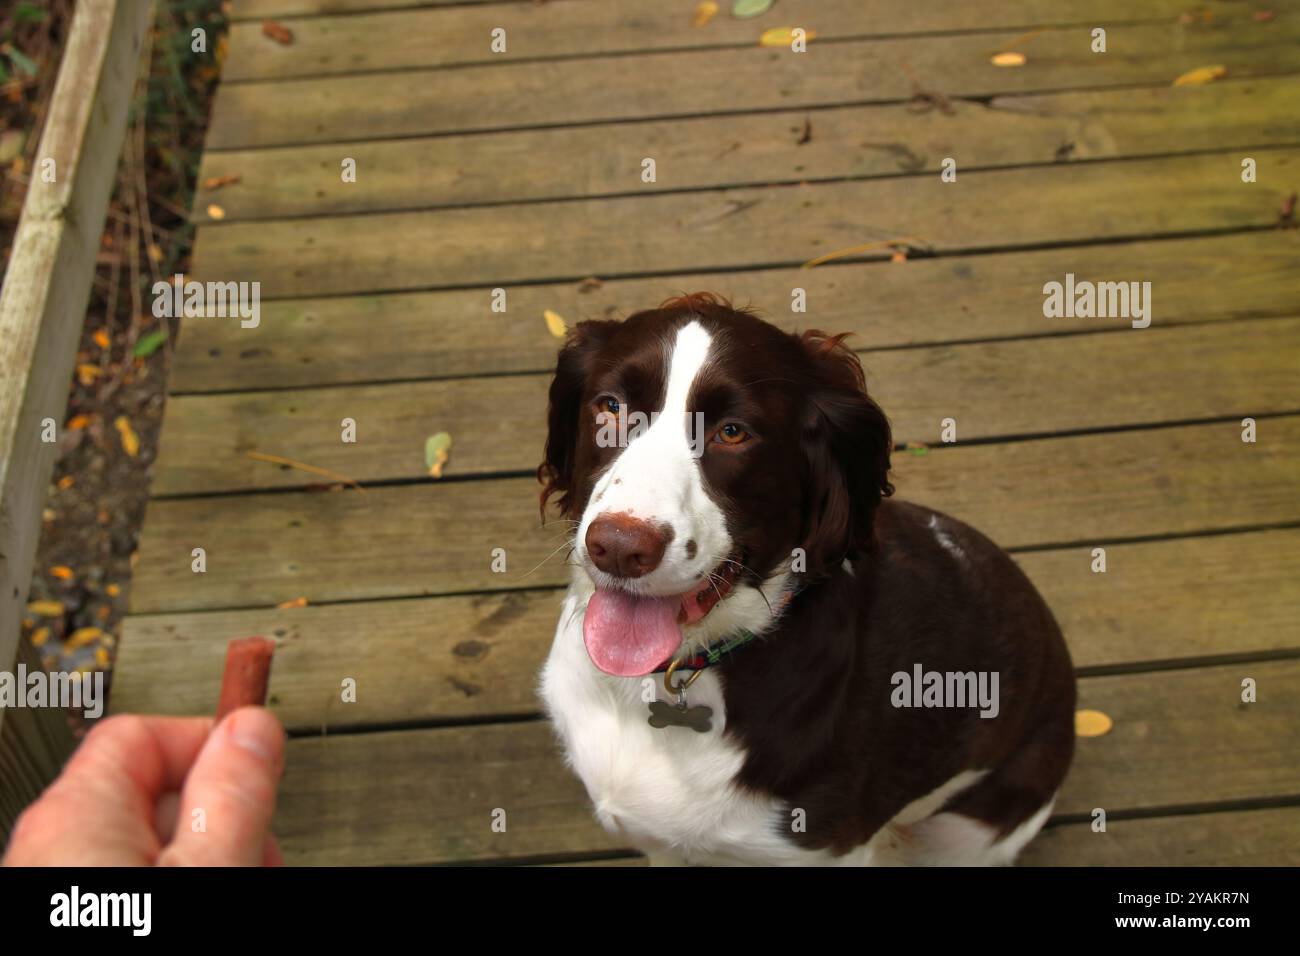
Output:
227 0 1264 33
127 417 1300 613
189 148 1300 297
1020 808 1300 866
205 15 1300 147
194 77 1300 222
0 0 152 828
221 0 1269 81
552 807 1300 866
233 0 517 18
171 232 1300 392
152 317 1300 495
112 528 1300 732
266 660 1300 864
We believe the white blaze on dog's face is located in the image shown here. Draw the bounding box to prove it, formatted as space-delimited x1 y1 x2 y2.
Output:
538 296 895 679
577 322 728 592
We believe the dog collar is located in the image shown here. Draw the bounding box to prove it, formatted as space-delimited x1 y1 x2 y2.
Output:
651 627 759 673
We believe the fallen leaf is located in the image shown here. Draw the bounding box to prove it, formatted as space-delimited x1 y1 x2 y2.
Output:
67 627 104 649
890 250 908 263
134 330 168 358
93 329 110 349
544 309 568 338
577 276 603 293
114 416 140 457
908 443 930 456
759 27 816 47
57 475 75 490
276 596 308 609
206 203 226 220
147 242 163 263
991 51 1027 67
1279 191 1297 228
105 583 121 597
732 0 774 18
202 174 242 190
96 605 110 621
692 1 719 27
1173 64 1226 86
425 432 453 478
95 647 110 667
27 600 64 617
262 20 294 45
65 414 91 430
1075 709 1113 737
49 565 73 580
76 363 102 386
30 627 50 647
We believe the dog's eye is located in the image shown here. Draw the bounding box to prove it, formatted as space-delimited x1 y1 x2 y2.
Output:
715 423 751 445
596 396 622 416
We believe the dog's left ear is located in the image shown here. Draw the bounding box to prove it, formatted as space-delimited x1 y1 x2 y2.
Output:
798 331 894 572
538 319 619 519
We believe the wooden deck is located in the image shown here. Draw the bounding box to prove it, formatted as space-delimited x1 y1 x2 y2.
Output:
110 0 1300 865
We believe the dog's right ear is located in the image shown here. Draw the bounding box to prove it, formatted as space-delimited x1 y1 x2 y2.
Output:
538 320 619 519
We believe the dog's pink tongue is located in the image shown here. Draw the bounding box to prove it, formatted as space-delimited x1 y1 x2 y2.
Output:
583 590 682 677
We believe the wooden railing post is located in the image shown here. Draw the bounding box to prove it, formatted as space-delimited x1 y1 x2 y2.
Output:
0 0 154 839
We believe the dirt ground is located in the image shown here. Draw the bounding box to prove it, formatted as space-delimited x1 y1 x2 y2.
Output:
4 2 228 730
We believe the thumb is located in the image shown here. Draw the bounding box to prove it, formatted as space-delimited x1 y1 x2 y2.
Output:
158 707 285 866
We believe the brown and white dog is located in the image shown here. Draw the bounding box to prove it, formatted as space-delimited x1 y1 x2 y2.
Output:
538 294 1075 866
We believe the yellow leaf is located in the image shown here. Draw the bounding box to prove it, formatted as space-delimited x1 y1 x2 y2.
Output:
426 432 453 479
93 329 110 349
544 309 568 338
27 600 64 617
277 596 308 609
1075 709 1114 737
114 416 140 457
207 203 226 220
1173 64 1227 86
95 647 110 667
759 27 816 47
991 51 1027 67
692 2 718 27
49 565 74 580
31 627 50 647
67 627 104 649
105 583 121 597
76 363 102 386
57 475 75 490
66 414 91 430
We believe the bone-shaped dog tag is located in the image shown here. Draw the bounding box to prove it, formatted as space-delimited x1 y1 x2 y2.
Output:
647 699 713 733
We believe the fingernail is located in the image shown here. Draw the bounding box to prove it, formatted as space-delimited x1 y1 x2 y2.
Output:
226 707 283 764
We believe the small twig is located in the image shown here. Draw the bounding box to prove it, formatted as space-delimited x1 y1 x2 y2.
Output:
802 236 929 269
245 452 368 495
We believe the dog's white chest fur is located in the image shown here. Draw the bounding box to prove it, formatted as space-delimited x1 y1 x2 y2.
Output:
540 588 823 866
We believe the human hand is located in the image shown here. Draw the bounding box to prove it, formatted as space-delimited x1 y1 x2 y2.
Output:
2 708 285 866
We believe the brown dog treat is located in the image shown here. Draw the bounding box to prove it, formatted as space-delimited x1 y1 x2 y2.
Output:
216 636 275 721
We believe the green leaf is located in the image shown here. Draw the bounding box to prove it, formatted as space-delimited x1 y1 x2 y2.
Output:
425 432 453 469
133 330 168 358
732 0 775 18
6 46 38 77
14 3 47 23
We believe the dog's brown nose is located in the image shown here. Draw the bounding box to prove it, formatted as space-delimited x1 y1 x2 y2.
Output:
585 513 671 578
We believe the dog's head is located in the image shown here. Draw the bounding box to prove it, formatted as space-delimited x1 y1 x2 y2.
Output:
539 293 892 676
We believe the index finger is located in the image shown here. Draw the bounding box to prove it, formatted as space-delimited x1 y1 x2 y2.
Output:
52 714 214 816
